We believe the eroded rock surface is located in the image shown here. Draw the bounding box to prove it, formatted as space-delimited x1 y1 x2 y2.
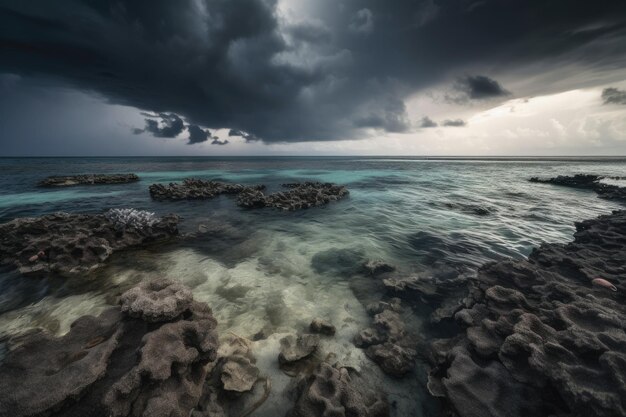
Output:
0 279 219 417
530 174 626 202
279 334 320 365
149 178 265 201
238 182 349 211
354 298 417 377
288 362 389 417
38 173 139 187
120 278 193 322
309 318 336 336
425 210 626 417
0 211 179 277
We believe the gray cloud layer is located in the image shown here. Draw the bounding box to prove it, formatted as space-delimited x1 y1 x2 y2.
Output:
602 88 626 105
1 0 625 143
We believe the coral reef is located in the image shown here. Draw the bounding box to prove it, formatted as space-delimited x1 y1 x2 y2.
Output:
38 173 139 187
424 210 626 417
530 174 626 202
309 318 336 336
238 182 349 211
149 179 265 201
0 211 179 277
278 334 320 365
0 279 219 417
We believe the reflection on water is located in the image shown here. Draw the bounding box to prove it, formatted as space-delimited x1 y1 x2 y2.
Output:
0 156 624 416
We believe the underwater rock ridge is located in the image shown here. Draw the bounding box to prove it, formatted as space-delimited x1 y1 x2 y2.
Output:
422 209 626 417
530 174 626 202
38 173 139 187
0 210 179 277
0 278 219 417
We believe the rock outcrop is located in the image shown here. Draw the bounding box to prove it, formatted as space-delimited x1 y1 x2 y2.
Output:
38 173 139 187
0 210 179 277
354 298 417 377
238 182 349 211
0 279 219 417
149 179 265 201
530 174 626 202
309 318 336 336
425 210 626 417
278 334 320 365
288 362 389 417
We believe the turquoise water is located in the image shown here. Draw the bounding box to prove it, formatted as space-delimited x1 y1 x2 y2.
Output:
0 156 624 416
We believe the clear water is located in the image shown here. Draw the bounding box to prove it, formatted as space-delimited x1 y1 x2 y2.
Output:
0 156 624 416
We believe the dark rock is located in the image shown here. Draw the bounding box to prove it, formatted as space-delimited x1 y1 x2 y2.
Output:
0 211 179 277
38 173 139 187
426 210 626 417
354 300 417 377
309 318 336 336
288 362 389 417
149 178 265 201
278 334 320 365
237 182 349 211
530 174 626 202
0 279 219 417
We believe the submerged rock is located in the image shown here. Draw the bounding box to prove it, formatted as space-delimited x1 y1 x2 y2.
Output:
38 173 139 187
530 174 626 202
425 210 626 417
149 178 265 201
354 298 417 377
0 211 179 277
278 334 320 365
120 278 193 322
288 362 389 417
309 318 336 336
362 259 395 276
0 279 219 417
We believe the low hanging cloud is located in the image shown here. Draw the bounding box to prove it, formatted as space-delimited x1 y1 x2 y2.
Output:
187 124 210 145
1 0 625 144
133 113 185 138
419 116 438 128
229 129 260 143
442 119 466 127
602 88 626 105
211 137 229 146
447 75 511 104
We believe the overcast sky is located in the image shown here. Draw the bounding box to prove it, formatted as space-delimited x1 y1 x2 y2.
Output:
1 0 625 156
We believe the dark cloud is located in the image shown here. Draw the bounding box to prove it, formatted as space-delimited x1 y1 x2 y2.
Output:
456 75 511 99
187 124 210 145
134 113 184 138
602 87 626 105
1 0 625 144
442 119 466 127
419 116 438 128
211 137 229 145
229 129 260 142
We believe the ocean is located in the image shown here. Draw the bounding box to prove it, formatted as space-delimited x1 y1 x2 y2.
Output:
0 156 624 416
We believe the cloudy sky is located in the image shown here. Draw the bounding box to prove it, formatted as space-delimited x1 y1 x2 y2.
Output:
1 0 625 156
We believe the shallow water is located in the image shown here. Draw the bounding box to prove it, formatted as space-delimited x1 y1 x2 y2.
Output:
0 156 624 416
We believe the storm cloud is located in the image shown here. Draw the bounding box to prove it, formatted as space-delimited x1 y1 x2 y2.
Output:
602 88 626 104
1 0 625 143
419 117 438 128
187 125 211 145
442 119 466 127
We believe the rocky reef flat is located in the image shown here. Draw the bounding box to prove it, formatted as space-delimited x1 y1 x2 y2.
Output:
150 178 349 211
416 209 626 417
530 174 626 202
38 173 139 187
0 209 179 277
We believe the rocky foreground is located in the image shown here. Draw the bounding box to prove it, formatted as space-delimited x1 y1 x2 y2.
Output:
412 210 626 417
0 278 389 417
530 174 626 202
38 173 139 187
0 209 179 277
150 178 349 211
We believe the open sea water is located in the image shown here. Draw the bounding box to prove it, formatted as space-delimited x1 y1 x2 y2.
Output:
0 156 625 416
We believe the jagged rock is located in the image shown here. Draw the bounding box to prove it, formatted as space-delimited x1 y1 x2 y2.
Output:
149 178 265 201
309 318 336 336
120 278 193 323
237 182 349 211
0 211 179 277
530 174 626 202
426 210 626 417
362 260 395 276
288 362 389 417
38 173 139 187
216 335 259 393
0 281 219 417
354 300 417 377
278 334 320 364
